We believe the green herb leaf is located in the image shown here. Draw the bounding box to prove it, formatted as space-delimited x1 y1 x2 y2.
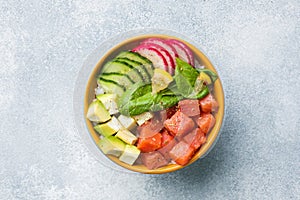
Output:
117 59 213 116
174 58 200 98
175 58 199 85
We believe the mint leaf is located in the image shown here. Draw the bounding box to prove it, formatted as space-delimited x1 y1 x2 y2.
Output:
175 58 199 85
174 58 200 98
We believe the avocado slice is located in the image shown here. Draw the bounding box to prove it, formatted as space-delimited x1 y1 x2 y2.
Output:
96 93 119 115
86 100 111 123
119 144 141 165
98 136 125 157
115 129 137 145
94 123 116 137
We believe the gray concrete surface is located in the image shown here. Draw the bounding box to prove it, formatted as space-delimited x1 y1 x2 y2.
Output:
1 0 299 199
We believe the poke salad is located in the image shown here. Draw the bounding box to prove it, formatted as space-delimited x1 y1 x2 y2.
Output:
86 37 220 171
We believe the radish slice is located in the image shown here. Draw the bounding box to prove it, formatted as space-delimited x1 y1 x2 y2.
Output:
139 42 175 75
142 38 178 62
166 40 190 65
171 39 194 66
166 39 194 66
133 45 168 71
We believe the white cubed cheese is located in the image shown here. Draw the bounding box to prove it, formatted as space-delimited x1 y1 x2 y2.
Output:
118 115 136 130
106 116 123 133
108 100 119 115
133 112 153 126
119 145 141 165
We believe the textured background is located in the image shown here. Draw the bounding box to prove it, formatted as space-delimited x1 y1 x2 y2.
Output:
1 0 299 199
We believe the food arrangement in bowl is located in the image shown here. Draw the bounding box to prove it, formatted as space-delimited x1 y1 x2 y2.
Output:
84 34 224 174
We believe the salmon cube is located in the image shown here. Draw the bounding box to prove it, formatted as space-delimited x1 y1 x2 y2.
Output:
141 151 169 170
183 128 206 150
199 94 219 113
178 99 200 117
137 133 162 153
164 111 195 137
169 141 195 165
196 113 216 134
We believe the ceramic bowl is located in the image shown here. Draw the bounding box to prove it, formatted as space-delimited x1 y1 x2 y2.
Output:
75 30 225 174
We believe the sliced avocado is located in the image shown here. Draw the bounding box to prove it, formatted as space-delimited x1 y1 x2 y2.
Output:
94 123 116 137
115 129 137 145
98 78 125 97
119 144 141 165
95 116 123 137
98 136 125 157
115 57 151 83
96 93 117 103
86 100 111 123
107 116 123 132
96 93 119 115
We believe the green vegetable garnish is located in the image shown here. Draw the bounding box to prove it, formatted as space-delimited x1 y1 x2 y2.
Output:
118 58 217 116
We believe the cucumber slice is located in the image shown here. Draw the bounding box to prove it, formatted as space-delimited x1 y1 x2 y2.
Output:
98 78 125 97
115 58 151 83
117 51 154 78
100 72 134 89
117 51 152 64
102 60 131 73
103 60 143 83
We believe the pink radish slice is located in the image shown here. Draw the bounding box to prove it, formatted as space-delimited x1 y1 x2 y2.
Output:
133 45 168 71
166 40 191 65
139 42 175 75
142 38 178 62
172 39 194 66
166 39 194 66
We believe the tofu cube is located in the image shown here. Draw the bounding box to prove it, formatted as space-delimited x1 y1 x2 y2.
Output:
118 115 136 130
119 145 141 165
133 112 153 126
106 116 123 133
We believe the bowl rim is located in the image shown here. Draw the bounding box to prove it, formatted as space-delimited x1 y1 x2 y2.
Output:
75 29 225 174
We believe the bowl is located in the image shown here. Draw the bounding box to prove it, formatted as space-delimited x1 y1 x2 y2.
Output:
74 29 225 174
